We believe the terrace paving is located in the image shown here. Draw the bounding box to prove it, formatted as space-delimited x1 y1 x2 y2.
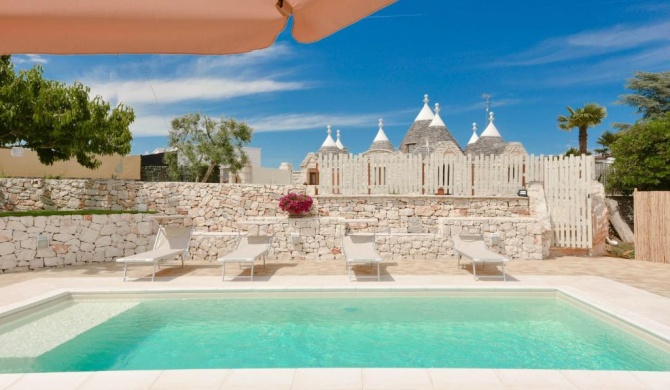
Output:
1 255 669 298
1 256 670 389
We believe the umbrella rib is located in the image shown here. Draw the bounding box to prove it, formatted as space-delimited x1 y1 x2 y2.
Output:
276 0 293 16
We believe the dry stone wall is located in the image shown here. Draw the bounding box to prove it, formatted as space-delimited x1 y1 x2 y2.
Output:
0 179 547 273
0 214 155 273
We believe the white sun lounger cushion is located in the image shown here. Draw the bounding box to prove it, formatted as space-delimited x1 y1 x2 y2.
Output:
217 235 273 281
343 235 382 264
115 226 193 281
452 234 509 280
342 234 382 281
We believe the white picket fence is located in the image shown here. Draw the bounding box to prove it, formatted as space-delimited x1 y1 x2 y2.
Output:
316 153 594 248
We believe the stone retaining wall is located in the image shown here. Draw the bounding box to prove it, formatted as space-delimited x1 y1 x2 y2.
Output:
0 179 546 273
1 213 546 273
0 214 155 272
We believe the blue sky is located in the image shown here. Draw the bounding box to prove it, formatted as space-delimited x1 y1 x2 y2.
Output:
11 0 670 169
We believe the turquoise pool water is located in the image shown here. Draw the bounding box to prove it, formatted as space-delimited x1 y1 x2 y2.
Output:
2 293 670 372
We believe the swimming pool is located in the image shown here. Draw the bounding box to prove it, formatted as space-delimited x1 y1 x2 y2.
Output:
1 291 669 373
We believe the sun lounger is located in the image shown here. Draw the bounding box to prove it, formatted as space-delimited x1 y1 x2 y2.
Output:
217 235 273 281
452 234 509 281
116 226 193 282
342 233 382 281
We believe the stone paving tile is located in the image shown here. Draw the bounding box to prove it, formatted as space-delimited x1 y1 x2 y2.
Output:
1 256 669 298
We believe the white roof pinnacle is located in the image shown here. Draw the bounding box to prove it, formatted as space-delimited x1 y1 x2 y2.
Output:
373 118 391 142
335 129 345 149
414 94 435 121
480 111 502 137
429 103 446 127
321 125 337 147
468 122 479 145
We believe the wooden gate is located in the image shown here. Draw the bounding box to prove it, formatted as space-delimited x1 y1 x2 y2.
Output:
543 155 593 249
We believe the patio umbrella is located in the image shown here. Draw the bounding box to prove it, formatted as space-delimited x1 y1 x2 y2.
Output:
0 0 396 55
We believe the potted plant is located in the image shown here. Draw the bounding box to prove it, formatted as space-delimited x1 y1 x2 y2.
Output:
279 192 313 217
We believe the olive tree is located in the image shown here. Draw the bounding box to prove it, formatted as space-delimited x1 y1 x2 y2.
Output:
0 55 134 169
166 113 252 183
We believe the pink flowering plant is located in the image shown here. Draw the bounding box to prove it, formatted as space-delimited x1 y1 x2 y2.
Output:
278 192 313 215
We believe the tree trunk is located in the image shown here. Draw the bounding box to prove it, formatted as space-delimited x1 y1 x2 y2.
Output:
201 163 215 183
605 198 634 243
579 126 588 154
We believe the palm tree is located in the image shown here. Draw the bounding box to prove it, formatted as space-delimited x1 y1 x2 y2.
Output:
564 147 581 157
594 130 619 157
557 103 607 155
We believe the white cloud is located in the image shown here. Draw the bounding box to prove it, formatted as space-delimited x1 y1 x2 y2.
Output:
247 113 382 132
129 110 410 137
498 21 670 66
88 77 307 106
190 43 293 75
130 115 172 137
80 43 309 108
567 22 670 49
12 54 49 65
538 43 670 87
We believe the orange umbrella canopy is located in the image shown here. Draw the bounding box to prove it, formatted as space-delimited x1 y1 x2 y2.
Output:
0 0 396 54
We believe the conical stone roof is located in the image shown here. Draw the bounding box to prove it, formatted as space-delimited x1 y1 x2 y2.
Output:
466 112 506 156
401 97 463 155
399 94 434 153
425 103 462 155
503 142 527 156
480 112 502 137
335 129 349 153
467 123 479 145
318 125 344 155
465 136 506 156
368 119 395 152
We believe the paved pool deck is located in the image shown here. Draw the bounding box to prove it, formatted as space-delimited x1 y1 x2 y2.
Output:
2 255 669 298
0 256 669 389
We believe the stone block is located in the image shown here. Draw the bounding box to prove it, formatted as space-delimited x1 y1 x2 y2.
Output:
99 224 117 236
92 252 106 262
7 221 25 231
415 206 433 217
117 225 131 235
0 242 16 256
105 247 124 258
37 246 55 258
16 249 36 261
19 216 33 227
52 233 73 242
60 222 78 235
34 216 47 228
52 244 69 254
44 257 63 267
13 230 29 241
137 222 152 236
0 256 18 269
94 236 112 247
80 227 98 243
29 258 45 269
